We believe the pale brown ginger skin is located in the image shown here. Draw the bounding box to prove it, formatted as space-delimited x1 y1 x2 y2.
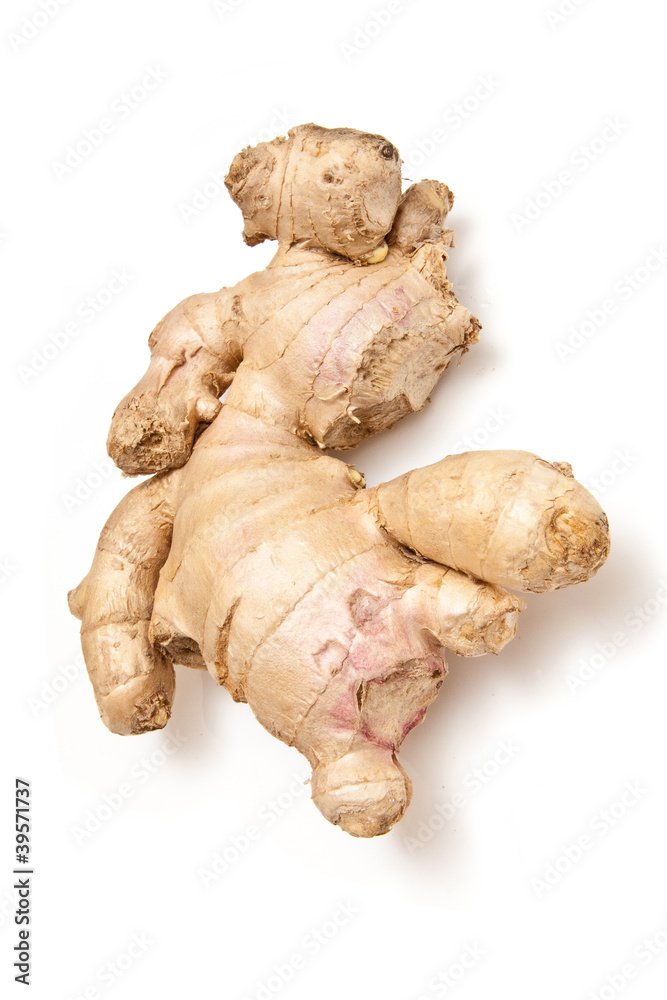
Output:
70 123 610 838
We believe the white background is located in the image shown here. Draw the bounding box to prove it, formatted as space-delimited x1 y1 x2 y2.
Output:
2 1 666 998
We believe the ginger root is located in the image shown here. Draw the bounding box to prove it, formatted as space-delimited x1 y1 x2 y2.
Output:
69 123 609 838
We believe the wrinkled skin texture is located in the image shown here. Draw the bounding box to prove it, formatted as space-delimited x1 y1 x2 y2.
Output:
70 124 610 838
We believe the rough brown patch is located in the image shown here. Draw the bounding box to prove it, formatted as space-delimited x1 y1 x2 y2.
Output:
357 659 446 749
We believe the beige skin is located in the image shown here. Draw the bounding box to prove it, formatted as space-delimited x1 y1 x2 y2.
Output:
70 124 609 838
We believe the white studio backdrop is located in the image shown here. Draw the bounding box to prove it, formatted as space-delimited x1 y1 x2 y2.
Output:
2 1 666 998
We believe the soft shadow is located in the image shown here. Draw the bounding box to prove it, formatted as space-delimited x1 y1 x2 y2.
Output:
168 666 230 762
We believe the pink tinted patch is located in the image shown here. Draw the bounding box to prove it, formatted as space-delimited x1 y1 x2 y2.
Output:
396 305 417 328
376 285 414 322
313 280 421 392
330 685 359 731
401 706 428 741
344 607 432 679
360 725 394 752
